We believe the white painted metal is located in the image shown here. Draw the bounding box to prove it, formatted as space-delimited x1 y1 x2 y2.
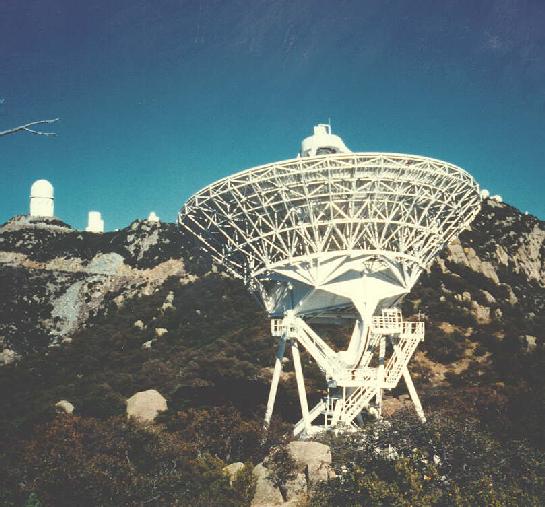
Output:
376 335 386 416
30 179 54 217
263 335 286 429
402 366 426 422
291 340 311 434
178 125 481 435
300 123 351 157
86 211 104 233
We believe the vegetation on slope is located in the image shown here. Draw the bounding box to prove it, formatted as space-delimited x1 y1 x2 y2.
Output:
311 411 545 506
1 200 544 505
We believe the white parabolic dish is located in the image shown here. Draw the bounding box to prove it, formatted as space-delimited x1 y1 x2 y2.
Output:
179 152 481 321
179 132 482 432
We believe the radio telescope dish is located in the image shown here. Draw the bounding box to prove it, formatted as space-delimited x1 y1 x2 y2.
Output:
179 125 481 436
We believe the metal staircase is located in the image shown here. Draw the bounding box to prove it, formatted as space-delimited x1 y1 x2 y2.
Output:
272 315 345 380
383 322 424 388
292 308 425 435
337 385 377 425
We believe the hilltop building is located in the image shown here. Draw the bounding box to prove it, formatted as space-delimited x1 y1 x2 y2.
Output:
86 211 104 233
29 180 54 217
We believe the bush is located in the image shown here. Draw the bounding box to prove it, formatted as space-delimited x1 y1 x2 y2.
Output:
0 415 249 507
232 463 257 507
164 406 267 463
310 412 545 506
423 327 466 364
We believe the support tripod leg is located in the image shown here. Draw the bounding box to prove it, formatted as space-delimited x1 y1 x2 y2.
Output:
264 335 287 429
402 366 426 423
375 335 386 416
291 340 311 434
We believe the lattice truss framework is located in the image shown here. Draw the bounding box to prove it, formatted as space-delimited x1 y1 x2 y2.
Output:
179 153 481 292
179 152 481 434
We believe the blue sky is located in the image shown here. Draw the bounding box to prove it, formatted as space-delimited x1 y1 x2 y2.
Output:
1 0 544 229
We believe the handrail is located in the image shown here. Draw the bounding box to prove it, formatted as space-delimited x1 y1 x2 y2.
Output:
335 367 376 384
383 325 423 387
342 385 376 422
297 319 337 359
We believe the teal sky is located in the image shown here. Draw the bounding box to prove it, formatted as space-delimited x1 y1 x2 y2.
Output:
1 1 544 229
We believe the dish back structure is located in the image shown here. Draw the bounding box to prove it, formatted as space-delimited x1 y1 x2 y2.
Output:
179 125 481 436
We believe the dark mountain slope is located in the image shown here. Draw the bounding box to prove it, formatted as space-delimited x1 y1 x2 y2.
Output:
0 200 544 505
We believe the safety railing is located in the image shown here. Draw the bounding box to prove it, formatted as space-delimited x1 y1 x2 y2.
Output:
383 324 424 388
335 367 376 385
341 385 377 423
372 308 403 334
401 321 425 339
271 319 283 337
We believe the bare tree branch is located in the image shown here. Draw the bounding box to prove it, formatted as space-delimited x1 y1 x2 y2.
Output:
0 118 59 138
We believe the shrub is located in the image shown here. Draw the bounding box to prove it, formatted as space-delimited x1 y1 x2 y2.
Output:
164 406 264 463
1 415 247 507
423 327 466 364
232 463 257 507
310 412 545 506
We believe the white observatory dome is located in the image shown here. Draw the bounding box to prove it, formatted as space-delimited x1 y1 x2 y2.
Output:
86 211 104 233
29 179 54 217
31 179 54 198
300 124 351 157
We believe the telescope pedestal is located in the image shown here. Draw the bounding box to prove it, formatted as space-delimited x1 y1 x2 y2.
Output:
264 309 426 436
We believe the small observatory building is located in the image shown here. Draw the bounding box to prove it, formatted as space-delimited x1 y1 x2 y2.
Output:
29 179 54 217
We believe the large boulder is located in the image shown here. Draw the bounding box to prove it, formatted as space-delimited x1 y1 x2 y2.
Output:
251 442 332 506
524 335 538 353
0 348 19 365
251 463 284 506
284 473 307 506
55 399 75 414
287 441 333 483
223 462 245 485
126 389 167 422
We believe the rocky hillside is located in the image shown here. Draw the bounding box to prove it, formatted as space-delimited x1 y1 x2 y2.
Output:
2 199 543 370
0 215 212 360
0 200 544 505
403 199 545 392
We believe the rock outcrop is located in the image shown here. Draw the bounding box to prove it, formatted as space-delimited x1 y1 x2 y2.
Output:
55 399 75 414
223 462 245 485
252 463 285 506
251 442 332 506
447 238 500 284
287 441 333 483
0 217 211 359
126 389 167 422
